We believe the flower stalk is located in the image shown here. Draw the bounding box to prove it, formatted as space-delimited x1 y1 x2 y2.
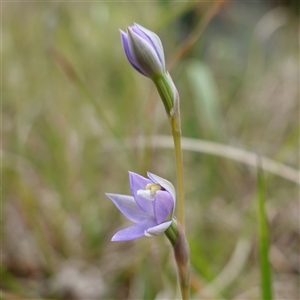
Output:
153 73 175 116
164 218 179 246
165 218 190 300
152 72 185 228
170 99 185 228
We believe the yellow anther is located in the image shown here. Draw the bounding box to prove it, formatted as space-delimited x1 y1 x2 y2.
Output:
145 183 162 195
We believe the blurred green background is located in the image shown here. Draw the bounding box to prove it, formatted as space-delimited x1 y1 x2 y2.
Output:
2 1 299 299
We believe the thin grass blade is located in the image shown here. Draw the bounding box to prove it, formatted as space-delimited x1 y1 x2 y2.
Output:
257 158 273 300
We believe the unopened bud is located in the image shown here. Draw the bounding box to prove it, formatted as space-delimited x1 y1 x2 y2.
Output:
120 23 165 79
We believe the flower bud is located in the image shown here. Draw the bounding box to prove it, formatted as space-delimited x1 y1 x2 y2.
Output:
120 23 165 79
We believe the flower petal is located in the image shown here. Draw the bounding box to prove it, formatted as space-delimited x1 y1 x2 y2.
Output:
106 193 151 223
120 30 146 76
129 172 154 215
134 23 165 67
127 28 163 77
111 218 158 241
145 220 172 237
147 172 176 215
154 190 174 224
137 189 154 201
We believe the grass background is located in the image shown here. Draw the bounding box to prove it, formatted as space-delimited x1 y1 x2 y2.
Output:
2 1 299 299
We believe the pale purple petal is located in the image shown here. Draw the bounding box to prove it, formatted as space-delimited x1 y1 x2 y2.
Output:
147 172 176 215
134 23 165 67
111 218 158 241
127 29 163 76
130 26 153 46
105 193 151 223
131 25 161 63
154 190 174 224
145 220 172 237
120 30 146 76
129 172 154 215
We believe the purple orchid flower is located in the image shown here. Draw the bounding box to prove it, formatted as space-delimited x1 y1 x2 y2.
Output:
106 172 176 241
120 23 166 78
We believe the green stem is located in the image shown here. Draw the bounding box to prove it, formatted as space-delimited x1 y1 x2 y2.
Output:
171 105 189 299
153 72 188 299
170 108 185 227
153 74 175 116
177 234 190 300
181 282 190 300
167 218 190 300
165 218 179 246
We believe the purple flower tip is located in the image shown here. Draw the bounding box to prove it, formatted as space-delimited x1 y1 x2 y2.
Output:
120 24 166 78
106 172 176 241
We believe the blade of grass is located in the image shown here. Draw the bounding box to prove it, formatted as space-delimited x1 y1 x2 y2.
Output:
116 135 300 184
257 157 273 300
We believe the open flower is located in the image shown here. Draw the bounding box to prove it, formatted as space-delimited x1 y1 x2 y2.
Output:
106 171 176 241
120 23 165 78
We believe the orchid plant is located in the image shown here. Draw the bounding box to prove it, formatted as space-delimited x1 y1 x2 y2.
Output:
106 24 190 299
